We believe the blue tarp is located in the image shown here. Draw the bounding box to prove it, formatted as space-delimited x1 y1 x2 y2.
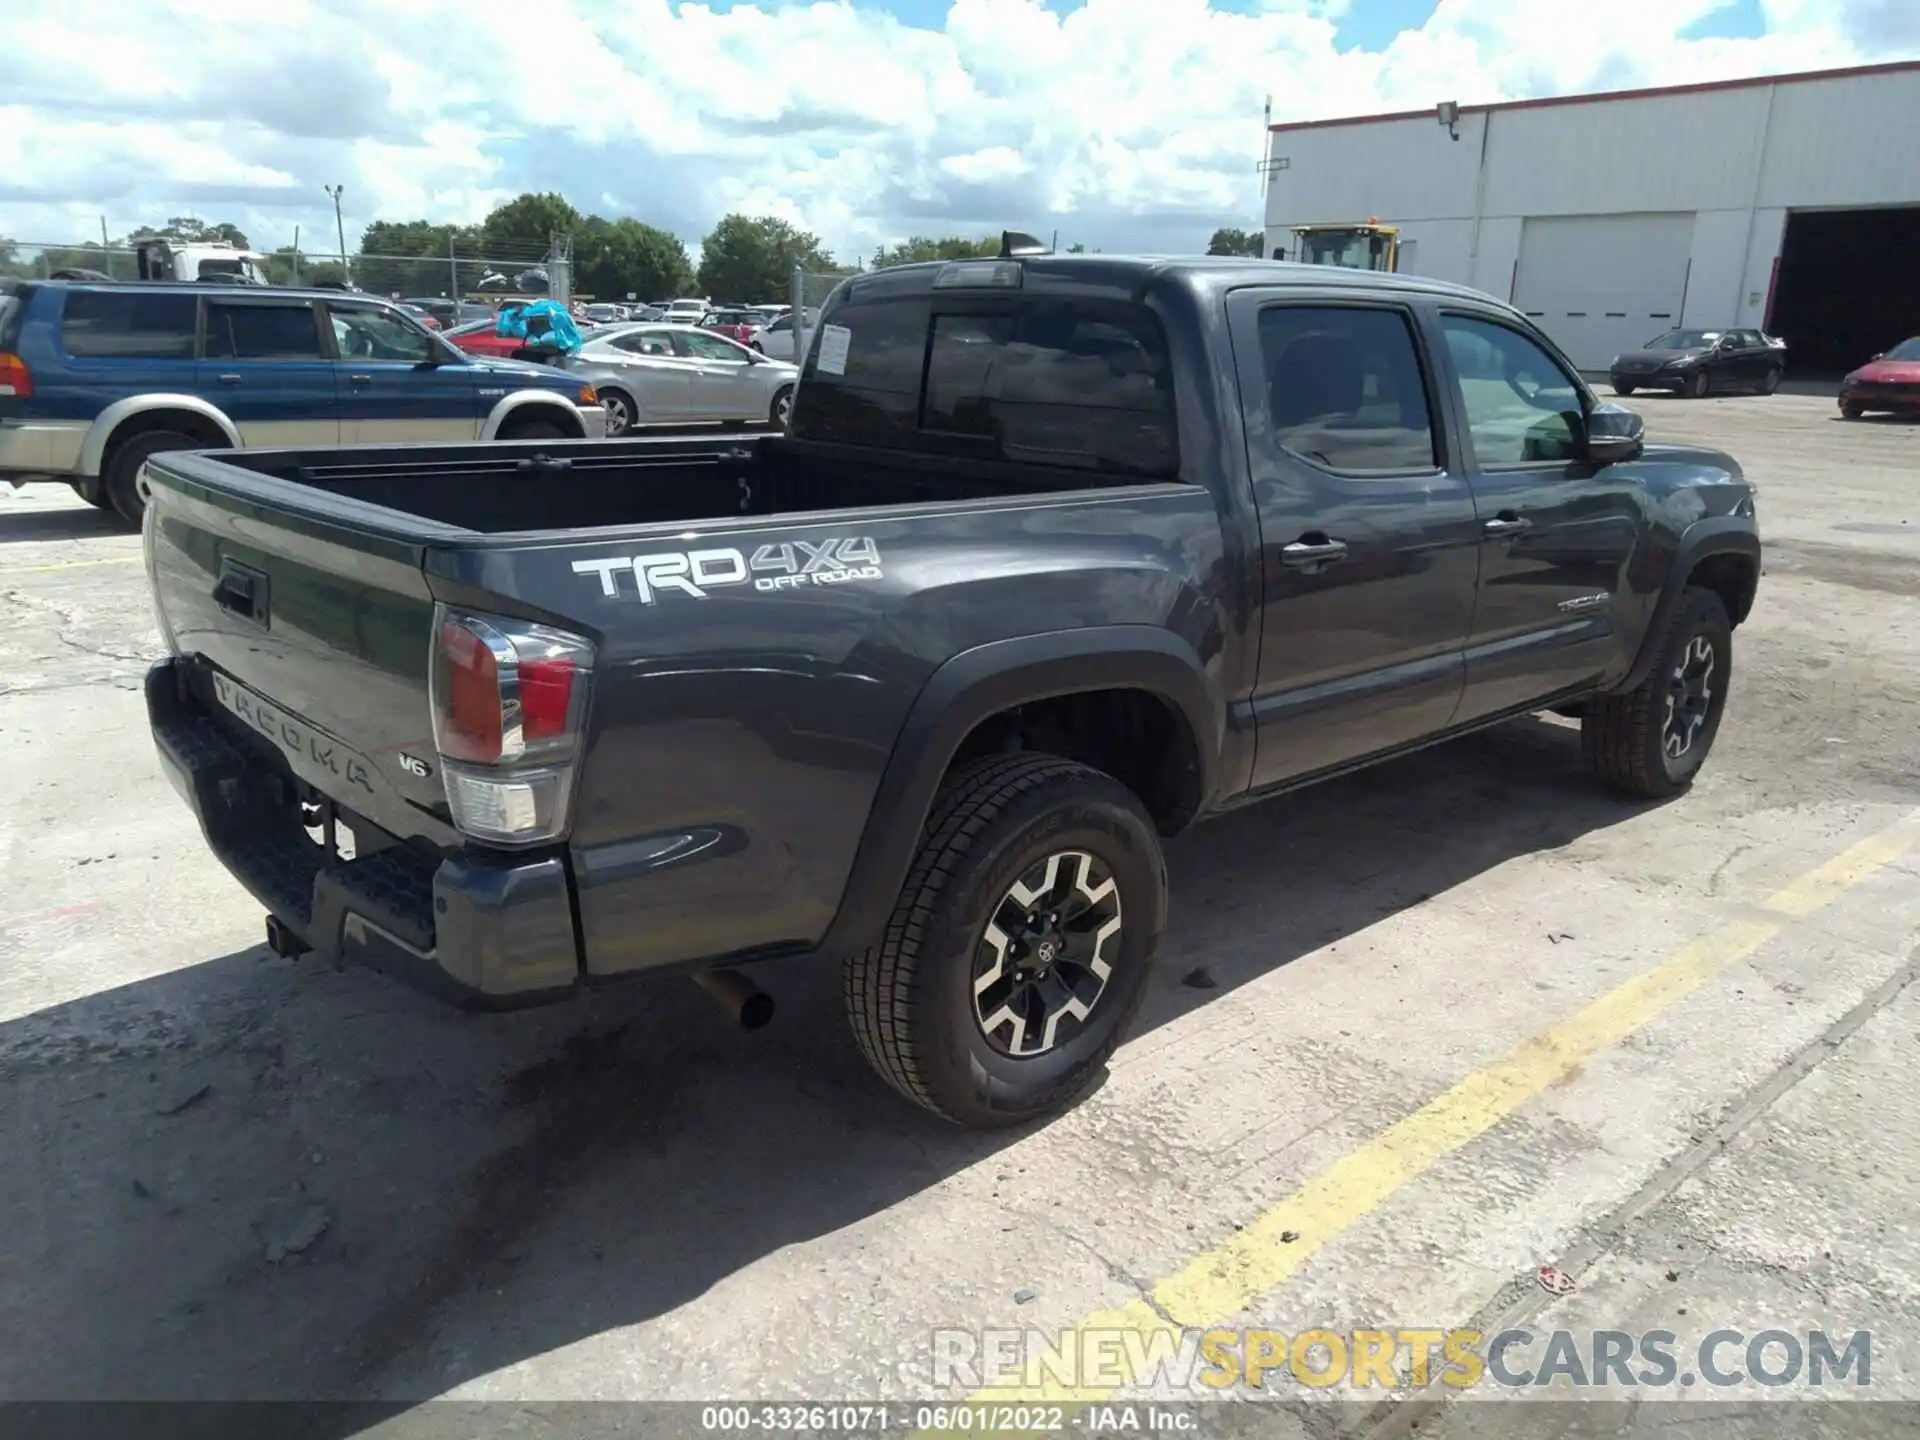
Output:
495 299 582 354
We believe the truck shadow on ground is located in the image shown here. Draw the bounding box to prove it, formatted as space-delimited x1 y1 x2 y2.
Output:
0 503 127 543
0 714 1652 1423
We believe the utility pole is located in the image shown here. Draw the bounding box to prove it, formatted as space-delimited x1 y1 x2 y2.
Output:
292 225 302 284
324 184 349 286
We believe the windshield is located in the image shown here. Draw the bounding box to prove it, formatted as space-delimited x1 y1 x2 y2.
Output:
1295 229 1394 270
1646 329 1719 349
1883 337 1920 361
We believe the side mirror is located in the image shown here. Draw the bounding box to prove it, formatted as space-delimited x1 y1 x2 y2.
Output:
1584 401 1644 465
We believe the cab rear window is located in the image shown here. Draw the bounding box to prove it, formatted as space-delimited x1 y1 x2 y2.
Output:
794 293 1179 479
60 290 198 359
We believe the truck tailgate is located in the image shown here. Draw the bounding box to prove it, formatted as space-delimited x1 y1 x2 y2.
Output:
144 461 453 848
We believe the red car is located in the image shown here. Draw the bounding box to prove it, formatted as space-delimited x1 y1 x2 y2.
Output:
1839 337 1920 419
444 317 533 360
703 308 764 346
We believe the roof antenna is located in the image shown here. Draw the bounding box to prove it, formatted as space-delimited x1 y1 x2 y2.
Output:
999 230 1049 259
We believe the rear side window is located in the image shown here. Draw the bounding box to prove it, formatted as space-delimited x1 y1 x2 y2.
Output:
206 301 325 361
797 294 1179 478
1256 305 1436 473
59 290 198 359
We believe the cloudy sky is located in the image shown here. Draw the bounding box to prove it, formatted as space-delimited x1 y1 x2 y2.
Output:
1 0 1915 265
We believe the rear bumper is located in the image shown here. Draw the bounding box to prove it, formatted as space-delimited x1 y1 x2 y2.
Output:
146 658 581 1009
0 418 87 480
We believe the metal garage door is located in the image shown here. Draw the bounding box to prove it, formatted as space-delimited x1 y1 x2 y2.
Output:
1513 213 1695 372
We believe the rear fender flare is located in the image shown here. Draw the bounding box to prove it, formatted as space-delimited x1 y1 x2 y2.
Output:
79 396 241 477
481 389 584 440
816 626 1222 960
1618 518 1760 693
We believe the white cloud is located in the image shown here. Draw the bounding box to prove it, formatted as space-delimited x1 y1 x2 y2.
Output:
0 0 1910 265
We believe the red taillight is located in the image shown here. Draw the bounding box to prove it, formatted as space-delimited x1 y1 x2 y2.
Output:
519 658 576 742
0 353 32 399
429 609 595 846
439 617 505 763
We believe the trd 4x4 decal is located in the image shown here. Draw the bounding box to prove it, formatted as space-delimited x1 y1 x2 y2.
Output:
572 537 884 604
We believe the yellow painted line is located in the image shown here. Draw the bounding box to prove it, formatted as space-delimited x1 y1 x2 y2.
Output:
956 815 1915 1419
0 554 142 574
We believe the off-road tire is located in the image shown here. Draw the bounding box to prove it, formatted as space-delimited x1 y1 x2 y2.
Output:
104 430 200 528
1582 586 1733 799
843 753 1167 1128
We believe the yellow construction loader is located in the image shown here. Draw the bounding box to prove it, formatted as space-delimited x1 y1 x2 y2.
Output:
1289 220 1400 272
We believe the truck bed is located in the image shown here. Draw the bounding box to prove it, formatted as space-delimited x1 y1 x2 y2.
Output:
194 430 1130 535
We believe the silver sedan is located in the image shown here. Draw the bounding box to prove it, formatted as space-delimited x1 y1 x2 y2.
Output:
570 324 798 434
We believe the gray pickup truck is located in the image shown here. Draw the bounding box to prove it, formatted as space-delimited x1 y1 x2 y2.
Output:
141 246 1760 1128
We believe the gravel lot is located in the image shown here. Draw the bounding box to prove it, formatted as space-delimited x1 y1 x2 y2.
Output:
1 393 1915 1435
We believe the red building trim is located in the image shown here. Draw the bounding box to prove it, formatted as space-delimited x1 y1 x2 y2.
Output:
1268 59 1920 134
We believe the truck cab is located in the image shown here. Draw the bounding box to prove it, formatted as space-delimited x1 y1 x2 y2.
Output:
134 238 272 286
1289 222 1401 272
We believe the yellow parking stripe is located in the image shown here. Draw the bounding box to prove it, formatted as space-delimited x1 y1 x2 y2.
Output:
959 815 1915 1416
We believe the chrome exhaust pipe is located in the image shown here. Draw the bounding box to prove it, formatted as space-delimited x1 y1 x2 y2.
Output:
692 968 774 1031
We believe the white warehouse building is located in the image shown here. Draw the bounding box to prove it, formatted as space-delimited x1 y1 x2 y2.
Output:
1262 60 1920 375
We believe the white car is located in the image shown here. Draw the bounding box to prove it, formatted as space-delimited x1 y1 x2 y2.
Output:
663 298 710 324
569 323 798 432
751 308 819 362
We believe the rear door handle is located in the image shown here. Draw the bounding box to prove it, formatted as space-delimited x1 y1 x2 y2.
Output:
1483 515 1532 537
349 373 373 387
216 373 242 385
1280 537 1349 569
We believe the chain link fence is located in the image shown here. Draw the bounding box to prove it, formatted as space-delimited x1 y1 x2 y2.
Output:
0 239 575 305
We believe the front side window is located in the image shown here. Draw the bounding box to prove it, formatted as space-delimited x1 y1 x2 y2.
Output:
205 301 324 361
60 290 197 359
329 305 433 363
1256 305 1436 472
1442 314 1583 466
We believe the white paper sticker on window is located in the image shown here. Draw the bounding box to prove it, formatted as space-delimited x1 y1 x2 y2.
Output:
816 323 852 377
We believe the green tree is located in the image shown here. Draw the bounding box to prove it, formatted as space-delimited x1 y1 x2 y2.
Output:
126 217 252 249
480 193 582 265
696 214 836 303
574 216 693 301
869 235 999 269
355 219 485 296
1207 226 1263 257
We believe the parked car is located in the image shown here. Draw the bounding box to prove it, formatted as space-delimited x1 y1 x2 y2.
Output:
138 247 1759 1128
1609 327 1786 398
1838 336 1920 419
0 281 605 525
396 303 442 331
560 322 797 432
703 308 765 346
581 304 622 326
663 298 710 324
751 308 818 360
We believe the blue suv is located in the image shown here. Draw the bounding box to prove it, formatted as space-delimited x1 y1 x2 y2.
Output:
0 281 606 524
